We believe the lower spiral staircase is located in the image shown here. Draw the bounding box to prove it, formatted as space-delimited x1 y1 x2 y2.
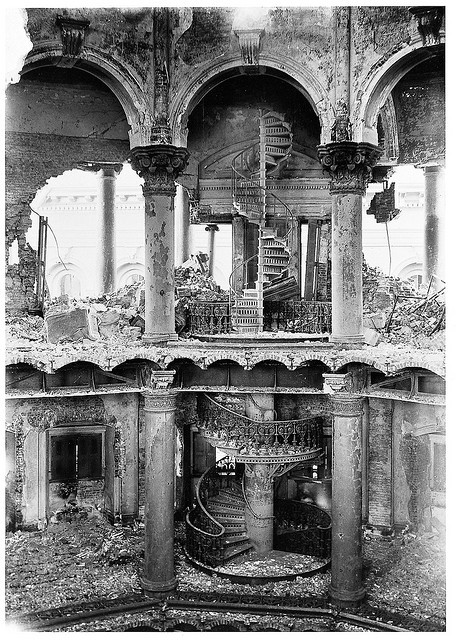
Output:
230 110 299 333
185 395 331 580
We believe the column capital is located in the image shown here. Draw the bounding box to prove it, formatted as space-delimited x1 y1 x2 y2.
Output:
77 161 123 177
205 223 219 233
142 370 178 411
331 393 364 417
128 144 190 197
323 372 353 394
317 141 382 195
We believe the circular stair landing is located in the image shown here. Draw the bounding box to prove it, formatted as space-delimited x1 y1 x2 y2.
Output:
216 550 330 585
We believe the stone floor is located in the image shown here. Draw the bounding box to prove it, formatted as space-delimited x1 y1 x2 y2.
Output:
4 512 446 630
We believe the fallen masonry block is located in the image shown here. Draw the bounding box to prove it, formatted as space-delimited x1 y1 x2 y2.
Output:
97 309 120 337
363 326 380 346
45 307 99 343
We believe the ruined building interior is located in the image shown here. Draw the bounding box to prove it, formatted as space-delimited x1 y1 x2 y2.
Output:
4 4 447 633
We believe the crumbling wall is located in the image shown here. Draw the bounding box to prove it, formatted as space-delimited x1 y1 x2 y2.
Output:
5 394 134 529
5 64 130 312
368 398 393 528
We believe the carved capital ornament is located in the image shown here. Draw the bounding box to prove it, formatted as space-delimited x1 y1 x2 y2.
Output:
409 7 444 47
317 141 382 195
129 145 190 197
56 15 90 59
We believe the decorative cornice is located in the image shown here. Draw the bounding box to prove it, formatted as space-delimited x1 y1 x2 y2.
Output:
234 29 265 66
56 15 90 59
128 145 190 196
331 393 364 416
409 7 444 47
317 141 382 195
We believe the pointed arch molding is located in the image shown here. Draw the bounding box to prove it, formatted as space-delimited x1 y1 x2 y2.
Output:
353 35 445 144
21 44 148 137
169 53 333 146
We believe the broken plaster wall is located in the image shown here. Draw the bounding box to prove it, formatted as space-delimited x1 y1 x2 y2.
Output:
5 394 133 529
367 397 445 532
5 66 129 312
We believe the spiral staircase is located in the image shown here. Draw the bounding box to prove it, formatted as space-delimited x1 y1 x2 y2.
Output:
185 395 329 573
230 111 298 333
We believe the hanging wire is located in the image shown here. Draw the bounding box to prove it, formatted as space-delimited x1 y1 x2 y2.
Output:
385 220 392 278
29 205 69 270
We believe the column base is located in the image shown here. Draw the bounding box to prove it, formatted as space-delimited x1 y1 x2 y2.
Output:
330 334 365 344
140 575 177 599
329 584 366 608
142 332 178 344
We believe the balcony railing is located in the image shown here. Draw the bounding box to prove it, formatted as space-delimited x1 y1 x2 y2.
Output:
187 299 331 335
274 498 331 558
199 394 323 458
263 300 331 334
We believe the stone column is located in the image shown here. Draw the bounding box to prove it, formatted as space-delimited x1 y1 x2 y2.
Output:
129 145 189 343
318 142 381 343
232 215 246 295
96 164 122 295
330 392 365 607
423 164 445 289
175 184 191 266
205 223 219 277
244 463 275 554
141 371 178 598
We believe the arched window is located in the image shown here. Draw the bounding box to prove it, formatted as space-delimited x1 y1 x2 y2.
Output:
60 272 81 298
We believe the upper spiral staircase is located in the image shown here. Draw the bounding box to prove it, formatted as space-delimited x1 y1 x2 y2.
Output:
230 110 299 333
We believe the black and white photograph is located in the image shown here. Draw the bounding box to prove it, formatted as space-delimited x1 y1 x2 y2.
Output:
3 1 448 633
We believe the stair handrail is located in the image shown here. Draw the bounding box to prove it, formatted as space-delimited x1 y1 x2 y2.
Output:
190 461 227 538
203 393 317 428
228 252 258 305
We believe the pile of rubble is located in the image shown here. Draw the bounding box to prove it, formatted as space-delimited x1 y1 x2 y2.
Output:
5 256 228 347
362 262 445 349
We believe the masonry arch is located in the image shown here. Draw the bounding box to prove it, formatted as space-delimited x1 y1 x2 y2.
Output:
169 54 332 146
354 39 444 144
21 45 148 133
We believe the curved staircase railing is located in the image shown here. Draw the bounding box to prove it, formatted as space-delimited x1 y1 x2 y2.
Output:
200 393 323 458
185 461 228 568
229 110 296 332
274 499 332 558
186 457 253 568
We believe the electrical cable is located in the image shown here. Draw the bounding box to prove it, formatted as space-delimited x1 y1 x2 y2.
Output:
29 205 69 271
385 220 392 278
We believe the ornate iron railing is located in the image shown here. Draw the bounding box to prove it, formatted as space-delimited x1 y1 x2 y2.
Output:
200 394 323 457
187 300 232 335
185 457 237 568
274 499 331 558
263 300 332 334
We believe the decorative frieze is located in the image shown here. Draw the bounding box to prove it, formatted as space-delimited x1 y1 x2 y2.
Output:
331 393 364 417
143 391 178 413
409 7 444 47
317 141 382 195
129 145 190 197
56 15 90 59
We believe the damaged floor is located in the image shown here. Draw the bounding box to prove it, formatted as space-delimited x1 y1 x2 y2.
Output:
5 512 445 630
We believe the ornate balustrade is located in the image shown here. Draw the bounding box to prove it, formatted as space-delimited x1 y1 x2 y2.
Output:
187 300 232 335
274 498 332 558
199 394 323 460
264 300 332 334
185 458 236 568
186 299 331 336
